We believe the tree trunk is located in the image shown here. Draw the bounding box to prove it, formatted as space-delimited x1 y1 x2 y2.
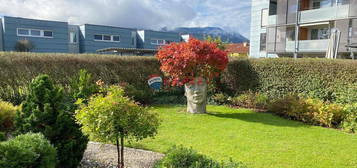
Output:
120 136 124 168
116 137 121 168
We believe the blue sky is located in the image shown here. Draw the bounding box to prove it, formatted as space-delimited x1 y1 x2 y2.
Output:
0 0 252 38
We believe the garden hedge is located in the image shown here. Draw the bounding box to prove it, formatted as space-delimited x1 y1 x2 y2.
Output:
221 58 357 102
0 52 356 104
0 52 160 104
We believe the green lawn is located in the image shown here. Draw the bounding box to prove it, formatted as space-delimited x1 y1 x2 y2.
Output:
128 105 357 168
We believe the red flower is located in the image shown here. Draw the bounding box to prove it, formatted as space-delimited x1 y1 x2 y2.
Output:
156 38 228 86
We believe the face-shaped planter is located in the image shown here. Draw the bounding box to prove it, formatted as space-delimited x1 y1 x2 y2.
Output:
185 77 207 114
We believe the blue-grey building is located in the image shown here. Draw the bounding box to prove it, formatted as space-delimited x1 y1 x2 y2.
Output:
1 16 69 53
137 30 182 49
0 16 183 55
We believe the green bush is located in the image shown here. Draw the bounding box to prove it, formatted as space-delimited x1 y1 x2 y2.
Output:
341 103 357 133
0 133 57 168
221 59 357 102
230 92 269 109
0 100 19 132
155 145 246 168
267 95 345 128
334 83 357 104
15 75 88 168
76 85 160 168
209 93 230 105
0 132 6 141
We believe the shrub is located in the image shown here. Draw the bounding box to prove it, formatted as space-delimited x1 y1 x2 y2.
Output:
76 85 160 168
15 75 88 168
209 93 230 105
0 100 19 132
221 59 357 102
268 96 345 127
155 145 246 168
334 83 357 104
15 39 35 52
0 52 162 105
341 103 357 133
0 133 57 168
0 132 6 141
120 82 153 104
230 92 269 109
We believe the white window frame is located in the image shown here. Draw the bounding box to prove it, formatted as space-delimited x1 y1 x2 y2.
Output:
151 39 167 45
17 28 53 38
93 34 120 42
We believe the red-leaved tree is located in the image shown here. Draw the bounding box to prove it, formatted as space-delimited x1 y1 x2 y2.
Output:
156 38 228 86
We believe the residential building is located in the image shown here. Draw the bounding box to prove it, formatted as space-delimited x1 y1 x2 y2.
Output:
250 0 357 59
0 16 183 55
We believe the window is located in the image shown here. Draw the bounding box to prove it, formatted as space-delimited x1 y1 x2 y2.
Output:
312 0 331 9
30 30 41 36
310 28 329 40
94 35 103 40
113 36 120 42
17 28 53 38
269 0 277 15
260 33 267 51
44 31 53 37
18 29 29 35
103 35 111 41
261 8 269 27
94 34 120 42
151 39 167 45
70 32 77 43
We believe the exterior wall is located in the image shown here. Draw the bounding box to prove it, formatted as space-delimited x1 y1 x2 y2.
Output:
140 30 181 49
68 25 80 53
2 16 68 53
79 24 136 53
0 18 4 51
250 0 277 58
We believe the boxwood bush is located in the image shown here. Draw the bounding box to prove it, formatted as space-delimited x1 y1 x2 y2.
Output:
0 133 57 168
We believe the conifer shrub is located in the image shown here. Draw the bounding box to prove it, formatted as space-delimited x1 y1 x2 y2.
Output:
0 133 56 168
15 75 88 168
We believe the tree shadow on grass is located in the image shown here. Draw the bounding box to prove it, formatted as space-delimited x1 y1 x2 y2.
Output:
207 111 310 128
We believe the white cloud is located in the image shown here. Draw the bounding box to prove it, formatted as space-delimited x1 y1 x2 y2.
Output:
0 0 251 38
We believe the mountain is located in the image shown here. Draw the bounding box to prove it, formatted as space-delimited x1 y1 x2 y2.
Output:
162 27 249 43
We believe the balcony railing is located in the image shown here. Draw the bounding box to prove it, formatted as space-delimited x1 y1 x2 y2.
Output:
299 4 350 24
286 39 329 52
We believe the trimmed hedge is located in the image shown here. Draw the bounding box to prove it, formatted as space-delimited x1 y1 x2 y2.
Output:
1 52 357 104
221 58 357 102
0 52 160 104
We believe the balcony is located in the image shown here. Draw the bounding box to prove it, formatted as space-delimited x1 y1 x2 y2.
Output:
299 4 350 24
286 39 329 53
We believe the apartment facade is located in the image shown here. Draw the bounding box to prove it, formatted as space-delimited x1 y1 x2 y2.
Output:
0 16 183 55
250 0 357 58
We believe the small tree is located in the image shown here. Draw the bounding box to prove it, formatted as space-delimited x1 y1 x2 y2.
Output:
15 75 89 168
205 35 226 50
15 39 35 52
75 86 160 168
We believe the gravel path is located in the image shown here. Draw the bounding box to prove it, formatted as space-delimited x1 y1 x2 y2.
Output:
79 142 164 168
